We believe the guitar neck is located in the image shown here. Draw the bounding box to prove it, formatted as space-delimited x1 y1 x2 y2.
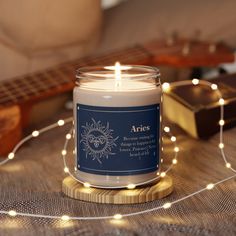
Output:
0 39 234 107
0 45 151 107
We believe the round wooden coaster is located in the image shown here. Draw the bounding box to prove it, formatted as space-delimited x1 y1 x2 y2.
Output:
62 176 173 204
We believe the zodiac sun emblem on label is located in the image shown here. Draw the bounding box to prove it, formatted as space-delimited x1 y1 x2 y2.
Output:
80 119 119 163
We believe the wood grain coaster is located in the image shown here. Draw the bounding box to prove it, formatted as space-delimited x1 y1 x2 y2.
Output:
62 176 173 204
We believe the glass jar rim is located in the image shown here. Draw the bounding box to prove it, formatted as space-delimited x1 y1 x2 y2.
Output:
76 65 160 80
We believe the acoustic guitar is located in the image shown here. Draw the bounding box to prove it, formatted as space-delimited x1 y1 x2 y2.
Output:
0 38 234 156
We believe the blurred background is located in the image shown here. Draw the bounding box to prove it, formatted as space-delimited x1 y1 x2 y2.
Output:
1 0 236 81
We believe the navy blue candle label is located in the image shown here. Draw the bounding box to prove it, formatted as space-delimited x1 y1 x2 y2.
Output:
76 104 160 176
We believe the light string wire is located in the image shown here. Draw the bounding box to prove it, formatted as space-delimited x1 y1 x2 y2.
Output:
0 79 235 221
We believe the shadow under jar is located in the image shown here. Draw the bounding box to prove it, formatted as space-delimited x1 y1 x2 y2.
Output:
73 65 162 188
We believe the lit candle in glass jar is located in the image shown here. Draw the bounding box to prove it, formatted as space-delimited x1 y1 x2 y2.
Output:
73 63 162 188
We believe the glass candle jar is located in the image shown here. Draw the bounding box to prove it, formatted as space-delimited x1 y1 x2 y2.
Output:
73 64 162 188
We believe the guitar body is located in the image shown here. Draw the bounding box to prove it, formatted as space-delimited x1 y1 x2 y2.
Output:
0 105 22 156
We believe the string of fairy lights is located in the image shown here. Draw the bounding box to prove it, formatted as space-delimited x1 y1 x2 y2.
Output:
0 79 235 222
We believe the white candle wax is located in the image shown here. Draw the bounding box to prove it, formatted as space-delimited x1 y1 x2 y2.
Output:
74 80 160 107
74 66 161 188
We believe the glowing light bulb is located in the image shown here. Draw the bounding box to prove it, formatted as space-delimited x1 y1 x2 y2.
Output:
164 126 170 133
172 159 177 164
174 147 179 152
219 120 225 126
226 163 231 168
8 152 15 160
219 98 225 105
61 150 67 155
66 134 72 140
192 78 199 85
113 214 122 220
218 143 224 149
61 215 70 221
160 172 166 178
58 120 65 126
162 82 170 92
211 84 218 90
8 210 17 216
32 130 39 137
127 184 136 189
163 202 172 209
171 136 176 142
64 167 69 173
83 182 91 188
206 183 214 190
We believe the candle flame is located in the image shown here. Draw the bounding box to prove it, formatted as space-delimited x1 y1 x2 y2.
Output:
115 62 121 88
115 62 121 81
104 64 131 71
104 62 132 89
